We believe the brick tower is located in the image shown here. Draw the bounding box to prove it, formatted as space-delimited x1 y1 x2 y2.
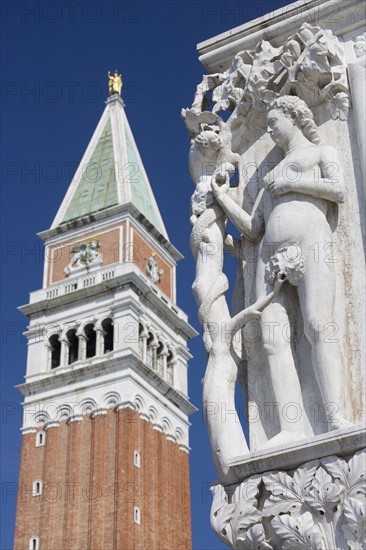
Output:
14 79 196 550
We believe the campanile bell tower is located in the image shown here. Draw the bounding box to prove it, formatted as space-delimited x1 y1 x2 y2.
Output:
14 73 196 550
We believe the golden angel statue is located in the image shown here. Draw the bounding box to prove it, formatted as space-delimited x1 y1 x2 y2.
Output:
108 70 122 96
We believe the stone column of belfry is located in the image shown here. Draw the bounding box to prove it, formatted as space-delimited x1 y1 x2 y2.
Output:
94 324 105 356
14 70 197 550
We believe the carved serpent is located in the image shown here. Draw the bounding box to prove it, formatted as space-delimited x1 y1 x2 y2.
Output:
190 205 229 338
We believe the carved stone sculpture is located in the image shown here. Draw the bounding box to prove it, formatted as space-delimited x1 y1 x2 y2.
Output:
184 94 352 480
64 240 102 276
191 162 291 481
183 18 364 480
183 6 365 549
184 23 350 153
211 448 366 550
212 95 349 448
145 253 163 284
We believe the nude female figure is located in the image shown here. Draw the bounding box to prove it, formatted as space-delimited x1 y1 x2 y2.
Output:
211 95 349 447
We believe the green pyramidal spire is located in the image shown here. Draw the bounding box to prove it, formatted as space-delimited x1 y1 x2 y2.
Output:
52 94 168 239
62 119 117 222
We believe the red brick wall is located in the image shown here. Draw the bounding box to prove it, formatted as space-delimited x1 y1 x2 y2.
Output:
132 229 173 300
14 412 191 550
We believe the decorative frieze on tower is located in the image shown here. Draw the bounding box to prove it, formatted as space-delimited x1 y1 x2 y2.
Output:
14 76 197 550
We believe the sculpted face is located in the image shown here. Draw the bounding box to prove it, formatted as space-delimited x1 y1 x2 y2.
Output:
267 108 296 148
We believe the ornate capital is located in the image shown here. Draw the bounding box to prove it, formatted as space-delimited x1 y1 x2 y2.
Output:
211 448 366 549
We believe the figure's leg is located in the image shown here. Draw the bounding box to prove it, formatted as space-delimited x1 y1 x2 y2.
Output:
195 227 249 482
298 251 351 430
256 258 306 446
202 294 249 484
260 301 307 446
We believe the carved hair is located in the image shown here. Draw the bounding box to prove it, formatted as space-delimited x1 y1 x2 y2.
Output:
194 130 222 151
269 95 321 145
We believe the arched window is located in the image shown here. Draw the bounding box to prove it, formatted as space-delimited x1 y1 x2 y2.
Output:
49 334 61 369
102 318 114 353
36 431 46 447
29 536 40 550
32 480 42 496
66 329 79 365
134 450 140 468
167 350 174 386
134 506 141 525
84 324 96 358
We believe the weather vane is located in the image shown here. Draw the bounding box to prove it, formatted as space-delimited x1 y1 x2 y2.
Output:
108 69 122 96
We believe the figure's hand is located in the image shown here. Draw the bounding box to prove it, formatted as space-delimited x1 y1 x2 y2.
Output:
273 271 287 294
266 178 289 197
211 164 232 198
205 190 216 207
224 233 234 248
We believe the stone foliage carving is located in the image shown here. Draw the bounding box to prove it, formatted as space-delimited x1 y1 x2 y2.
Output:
64 239 102 276
211 449 366 550
183 23 349 150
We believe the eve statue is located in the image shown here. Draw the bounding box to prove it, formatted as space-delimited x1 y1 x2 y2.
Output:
211 95 351 448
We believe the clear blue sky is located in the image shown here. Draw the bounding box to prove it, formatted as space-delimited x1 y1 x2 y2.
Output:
1 1 294 548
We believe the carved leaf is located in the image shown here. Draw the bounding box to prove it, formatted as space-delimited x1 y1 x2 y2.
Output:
306 466 341 514
241 474 262 503
342 497 366 548
236 523 273 550
347 450 366 499
322 455 349 489
262 471 304 516
234 506 262 532
325 92 350 121
293 460 319 492
272 511 325 549
210 488 234 547
233 476 263 535
322 450 366 500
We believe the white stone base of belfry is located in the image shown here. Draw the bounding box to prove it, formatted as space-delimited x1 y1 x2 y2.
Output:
210 425 366 549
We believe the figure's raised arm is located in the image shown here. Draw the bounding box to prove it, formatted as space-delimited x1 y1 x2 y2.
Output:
267 146 345 204
318 146 345 203
293 146 345 203
227 271 286 335
211 164 264 243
